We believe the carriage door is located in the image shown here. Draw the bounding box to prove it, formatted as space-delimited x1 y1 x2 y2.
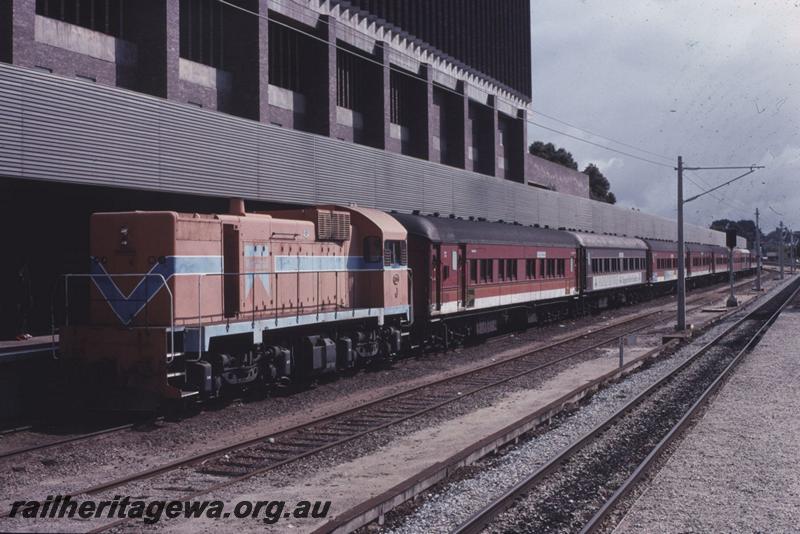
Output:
458 244 467 309
223 224 240 318
433 244 442 311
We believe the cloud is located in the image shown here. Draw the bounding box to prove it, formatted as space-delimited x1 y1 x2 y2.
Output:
530 0 800 229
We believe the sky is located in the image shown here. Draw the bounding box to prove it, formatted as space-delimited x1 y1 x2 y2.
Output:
529 0 800 232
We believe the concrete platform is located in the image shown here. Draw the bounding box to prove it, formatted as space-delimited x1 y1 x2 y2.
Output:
615 301 800 533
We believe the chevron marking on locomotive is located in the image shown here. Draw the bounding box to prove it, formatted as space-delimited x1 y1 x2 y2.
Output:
90 256 223 325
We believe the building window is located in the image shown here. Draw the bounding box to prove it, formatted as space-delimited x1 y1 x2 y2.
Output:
269 22 303 92
390 70 413 126
36 0 124 38
337 50 368 110
180 0 224 69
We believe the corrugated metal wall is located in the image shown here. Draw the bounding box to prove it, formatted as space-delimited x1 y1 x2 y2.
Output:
0 64 731 246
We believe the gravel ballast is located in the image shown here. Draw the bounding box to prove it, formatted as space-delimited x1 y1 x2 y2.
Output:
613 305 800 533
386 277 794 534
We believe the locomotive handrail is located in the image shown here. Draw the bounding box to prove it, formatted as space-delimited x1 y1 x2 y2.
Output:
60 273 175 363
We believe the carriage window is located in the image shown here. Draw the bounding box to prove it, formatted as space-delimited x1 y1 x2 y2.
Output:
364 236 382 263
470 259 478 283
498 259 506 281
507 259 518 280
603 258 610 272
556 259 565 278
526 259 535 279
547 259 556 278
480 259 493 283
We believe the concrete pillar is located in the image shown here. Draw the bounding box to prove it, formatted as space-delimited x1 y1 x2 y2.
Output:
8 0 35 63
459 81 470 171
380 43 400 154
519 108 530 184
257 0 270 123
164 0 181 101
323 15 337 137
420 64 434 161
489 95 499 178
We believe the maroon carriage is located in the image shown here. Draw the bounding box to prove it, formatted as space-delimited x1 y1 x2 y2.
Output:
392 213 580 346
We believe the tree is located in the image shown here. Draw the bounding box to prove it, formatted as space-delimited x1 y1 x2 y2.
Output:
583 163 616 204
528 141 578 170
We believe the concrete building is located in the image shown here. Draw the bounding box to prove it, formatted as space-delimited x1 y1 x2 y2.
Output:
0 0 728 337
2 0 578 189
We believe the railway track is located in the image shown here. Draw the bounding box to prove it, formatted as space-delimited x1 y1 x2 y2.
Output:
451 276 800 534
0 279 753 532
0 276 750 464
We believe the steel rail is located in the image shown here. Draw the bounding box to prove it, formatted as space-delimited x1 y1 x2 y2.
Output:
579 278 800 533
453 277 800 534
0 423 140 461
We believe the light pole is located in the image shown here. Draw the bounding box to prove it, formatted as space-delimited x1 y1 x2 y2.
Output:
675 158 764 330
